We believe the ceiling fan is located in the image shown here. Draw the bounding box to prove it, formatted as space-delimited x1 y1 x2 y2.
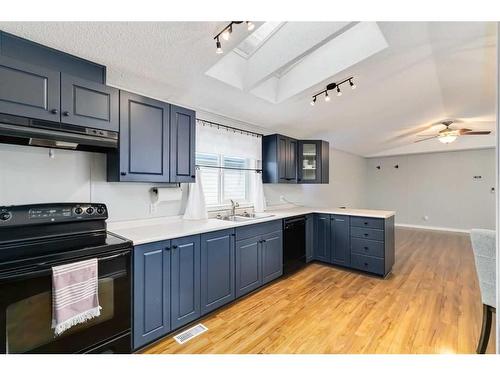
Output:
415 120 491 144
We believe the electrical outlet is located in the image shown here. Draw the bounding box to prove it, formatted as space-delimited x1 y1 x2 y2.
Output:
423 215 429 221
149 203 157 214
279 195 286 202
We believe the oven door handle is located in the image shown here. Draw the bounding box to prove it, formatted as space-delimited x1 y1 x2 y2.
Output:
0 250 131 282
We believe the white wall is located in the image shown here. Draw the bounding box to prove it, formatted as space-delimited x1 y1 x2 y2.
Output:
365 148 496 231
263 147 368 209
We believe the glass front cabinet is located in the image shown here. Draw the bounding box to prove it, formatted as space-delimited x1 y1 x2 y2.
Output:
298 140 329 184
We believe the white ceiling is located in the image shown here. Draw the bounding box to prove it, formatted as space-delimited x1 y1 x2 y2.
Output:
0 21 495 156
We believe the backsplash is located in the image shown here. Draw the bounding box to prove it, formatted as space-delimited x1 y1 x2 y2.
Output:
0 143 188 222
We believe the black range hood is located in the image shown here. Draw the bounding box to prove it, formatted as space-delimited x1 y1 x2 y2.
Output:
0 113 118 153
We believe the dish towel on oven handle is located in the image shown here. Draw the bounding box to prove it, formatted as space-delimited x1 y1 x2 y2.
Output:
51 258 101 336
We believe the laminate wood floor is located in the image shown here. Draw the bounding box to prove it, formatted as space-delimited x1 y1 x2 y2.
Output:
144 228 496 354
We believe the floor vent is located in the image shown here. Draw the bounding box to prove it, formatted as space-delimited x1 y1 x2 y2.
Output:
174 323 208 344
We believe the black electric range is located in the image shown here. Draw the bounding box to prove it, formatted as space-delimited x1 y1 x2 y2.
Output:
0 203 132 354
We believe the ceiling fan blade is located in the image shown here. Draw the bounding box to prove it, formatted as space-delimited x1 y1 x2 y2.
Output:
461 131 492 135
414 136 438 143
457 128 472 135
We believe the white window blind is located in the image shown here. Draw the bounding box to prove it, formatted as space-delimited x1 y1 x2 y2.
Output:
196 120 261 210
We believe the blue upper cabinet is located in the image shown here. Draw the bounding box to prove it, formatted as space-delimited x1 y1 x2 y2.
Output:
298 140 329 184
314 214 331 262
330 215 350 267
108 90 170 183
60 73 119 132
133 241 171 350
170 105 196 183
0 56 61 122
263 134 329 184
262 134 298 183
200 229 235 315
170 235 201 330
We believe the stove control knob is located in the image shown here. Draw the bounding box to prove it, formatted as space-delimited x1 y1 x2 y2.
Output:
96 207 105 215
0 212 12 221
86 207 95 215
74 207 83 215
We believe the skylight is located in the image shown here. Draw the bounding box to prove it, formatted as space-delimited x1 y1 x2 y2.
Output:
233 22 284 59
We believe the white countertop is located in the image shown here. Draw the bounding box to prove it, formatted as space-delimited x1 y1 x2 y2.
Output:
108 206 395 245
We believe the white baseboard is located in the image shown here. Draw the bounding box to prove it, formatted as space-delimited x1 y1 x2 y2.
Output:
395 223 470 234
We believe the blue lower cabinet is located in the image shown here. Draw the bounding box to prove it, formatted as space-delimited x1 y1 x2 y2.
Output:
200 229 235 315
305 214 314 262
330 215 350 267
314 214 331 262
170 235 201 330
235 236 263 298
133 241 171 350
261 230 283 284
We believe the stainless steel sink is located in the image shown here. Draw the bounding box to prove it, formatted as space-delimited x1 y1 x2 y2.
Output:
217 213 275 222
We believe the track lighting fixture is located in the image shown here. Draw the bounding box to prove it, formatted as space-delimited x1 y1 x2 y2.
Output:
215 38 223 54
221 26 232 41
213 21 255 54
310 76 355 106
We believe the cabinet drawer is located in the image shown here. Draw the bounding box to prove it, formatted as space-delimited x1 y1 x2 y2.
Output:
350 253 385 275
350 226 384 241
351 238 385 258
235 220 282 241
350 216 384 230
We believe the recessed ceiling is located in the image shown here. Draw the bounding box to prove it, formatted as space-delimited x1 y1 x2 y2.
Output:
0 21 495 157
206 22 389 104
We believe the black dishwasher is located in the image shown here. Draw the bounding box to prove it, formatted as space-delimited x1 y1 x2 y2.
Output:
283 216 306 275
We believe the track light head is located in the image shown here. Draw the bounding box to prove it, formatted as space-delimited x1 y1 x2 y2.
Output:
310 97 316 106
216 39 223 54
324 92 331 102
247 21 255 31
222 26 232 41
336 87 342 97
349 79 356 89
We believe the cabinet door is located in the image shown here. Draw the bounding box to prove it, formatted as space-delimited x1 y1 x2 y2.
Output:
305 214 314 262
298 141 321 184
61 74 118 132
118 91 170 182
171 235 201 330
133 241 171 350
277 136 288 183
261 230 283 284
170 105 196 183
285 138 298 182
200 229 235 315
330 215 350 266
314 214 331 262
0 56 60 122
235 236 262 298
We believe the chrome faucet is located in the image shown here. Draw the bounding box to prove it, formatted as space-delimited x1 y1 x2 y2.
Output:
230 199 239 217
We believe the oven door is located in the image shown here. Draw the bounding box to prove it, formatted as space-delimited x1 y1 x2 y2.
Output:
0 248 131 354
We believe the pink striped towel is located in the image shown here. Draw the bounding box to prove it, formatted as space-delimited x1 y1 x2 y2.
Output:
51 258 102 335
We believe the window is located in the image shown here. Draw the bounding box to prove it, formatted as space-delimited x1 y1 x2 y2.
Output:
196 153 251 208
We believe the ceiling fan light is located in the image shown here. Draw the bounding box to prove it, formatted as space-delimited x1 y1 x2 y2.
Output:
247 21 255 31
438 134 457 144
